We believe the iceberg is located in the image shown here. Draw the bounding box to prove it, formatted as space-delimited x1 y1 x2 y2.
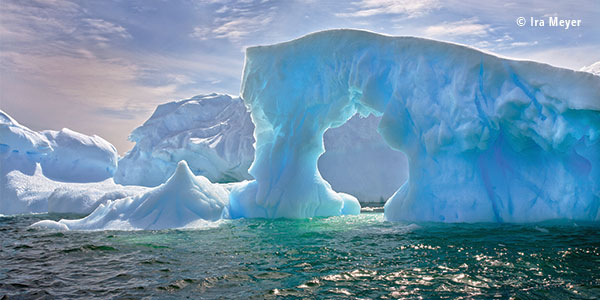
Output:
0 109 52 176
1 109 118 182
33 161 229 230
1 164 147 215
1 110 135 215
40 128 118 182
230 29 600 222
115 94 408 203
114 94 255 186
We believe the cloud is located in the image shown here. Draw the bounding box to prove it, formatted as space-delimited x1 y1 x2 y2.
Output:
190 0 277 42
83 18 132 40
336 0 439 18
507 41 538 48
0 0 80 44
96 106 151 120
0 50 183 153
470 34 539 52
1 0 131 52
212 13 274 41
190 27 212 40
0 51 175 108
423 18 491 38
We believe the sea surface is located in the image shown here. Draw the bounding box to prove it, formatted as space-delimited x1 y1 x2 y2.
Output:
1 210 599 299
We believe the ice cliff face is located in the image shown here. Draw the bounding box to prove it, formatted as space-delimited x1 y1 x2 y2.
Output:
231 29 600 222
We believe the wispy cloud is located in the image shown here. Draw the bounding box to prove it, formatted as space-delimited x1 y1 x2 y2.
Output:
213 12 275 41
0 51 176 109
423 18 491 38
420 18 543 52
190 0 276 42
0 0 79 44
0 0 131 51
470 34 539 52
96 106 151 120
83 18 132 40
336 0 439 18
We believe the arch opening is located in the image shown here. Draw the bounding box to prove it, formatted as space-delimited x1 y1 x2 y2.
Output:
318 114 408 205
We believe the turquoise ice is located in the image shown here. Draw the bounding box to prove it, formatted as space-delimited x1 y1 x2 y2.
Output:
229 29 600 222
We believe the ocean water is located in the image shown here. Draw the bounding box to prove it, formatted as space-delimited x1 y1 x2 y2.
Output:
1 210 599 299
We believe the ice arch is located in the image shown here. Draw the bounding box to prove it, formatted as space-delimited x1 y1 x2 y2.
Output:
228 29 600 222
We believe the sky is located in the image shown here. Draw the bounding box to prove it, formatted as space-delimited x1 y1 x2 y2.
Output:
1 0 599 154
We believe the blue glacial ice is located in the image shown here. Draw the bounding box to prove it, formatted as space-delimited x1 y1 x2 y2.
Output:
230 29 600 222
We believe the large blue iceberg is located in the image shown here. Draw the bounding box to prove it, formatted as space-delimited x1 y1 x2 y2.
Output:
230 29 600 222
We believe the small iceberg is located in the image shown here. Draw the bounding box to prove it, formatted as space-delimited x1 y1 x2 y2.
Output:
32 161 229 230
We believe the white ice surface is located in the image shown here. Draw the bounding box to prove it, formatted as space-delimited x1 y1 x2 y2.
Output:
114 94 255 186
0 109 52 176
580 61 600 76
1 110 126 214
33 161 229 230
1 110 118 183
41 128 118 182
1 164 148 215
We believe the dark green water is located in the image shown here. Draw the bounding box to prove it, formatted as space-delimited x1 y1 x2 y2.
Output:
1 211 599 299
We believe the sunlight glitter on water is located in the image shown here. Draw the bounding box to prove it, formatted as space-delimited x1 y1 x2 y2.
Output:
1 212 599 299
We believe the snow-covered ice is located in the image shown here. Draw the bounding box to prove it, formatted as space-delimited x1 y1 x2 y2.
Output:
40 128 118 182
230 29 600 222
1 110 137 215
0 109 52 176
1 163 147 215
1 109 118 183
580 61 600 76
114 94 255 186
33 161 229 230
